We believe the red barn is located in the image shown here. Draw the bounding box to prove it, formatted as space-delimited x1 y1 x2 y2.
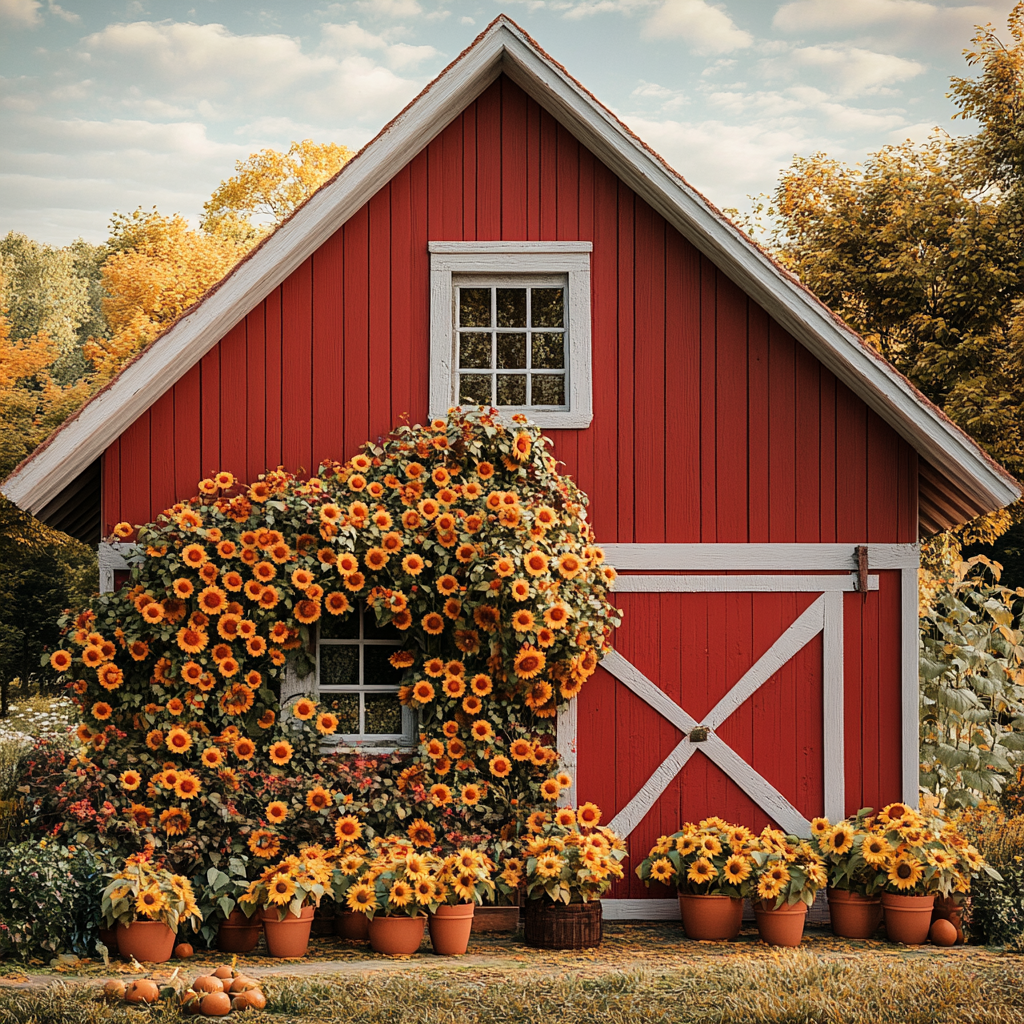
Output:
4 17 1019 918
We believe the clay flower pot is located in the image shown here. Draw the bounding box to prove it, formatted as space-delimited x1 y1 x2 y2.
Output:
217 908 263 954
116 920 176 963
335 911 370 940
754 900 808 947
429 903 475 956
369 913 426 955
677 893 743 941
827 888 882 940
261 904 314 958
881 892 935 945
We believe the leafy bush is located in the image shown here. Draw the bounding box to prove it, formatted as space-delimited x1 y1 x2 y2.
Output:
965 815 1024 946
919 557 1024 808
0 839 100 960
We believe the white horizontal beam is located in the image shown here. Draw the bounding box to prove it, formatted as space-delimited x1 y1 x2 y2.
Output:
615 574 878 593
603 543 918 571
601 899 679 921
427 241 592 253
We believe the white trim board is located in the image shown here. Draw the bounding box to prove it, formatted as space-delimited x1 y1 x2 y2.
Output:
1 19 1017 527
602 543 918 571
614 574 878 593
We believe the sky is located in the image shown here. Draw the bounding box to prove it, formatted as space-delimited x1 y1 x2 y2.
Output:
0 0 1012 246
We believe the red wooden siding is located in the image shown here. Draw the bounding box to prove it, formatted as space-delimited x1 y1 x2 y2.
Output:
101 75 918 888
102 74 918 547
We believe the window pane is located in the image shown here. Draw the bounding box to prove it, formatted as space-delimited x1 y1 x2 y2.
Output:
496 288 527 328
531 288 564 328
531 333 565 369
364 644 401 683
364 615 402 642
531 374 566 406
497 373 527 406
324 692 359 734
320 645 359 687
459 288 491 327
364 693 403 735
459 332 491 369
320 611 359 640
459 373 492 405
497 333 526 369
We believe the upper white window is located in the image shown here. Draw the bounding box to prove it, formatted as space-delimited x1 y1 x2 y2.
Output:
429 242 593 428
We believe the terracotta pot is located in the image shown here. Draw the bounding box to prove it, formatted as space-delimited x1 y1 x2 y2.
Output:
335 911 370 940
261 905 314 958
931 895 965 944
470 905 520 934
677 893 743 941
217 908 263 954
827 888 882 940
429 903 475 956
523 899 602 950
116 920 176 963
881 892 935 945
754 900 808 947
98 927 119 954
368 914 426 955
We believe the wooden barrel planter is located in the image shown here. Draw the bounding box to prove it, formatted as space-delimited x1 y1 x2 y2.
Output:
471 905 519 934
523 899 602 950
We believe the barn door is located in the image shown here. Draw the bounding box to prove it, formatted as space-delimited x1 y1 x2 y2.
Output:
556 543 919 908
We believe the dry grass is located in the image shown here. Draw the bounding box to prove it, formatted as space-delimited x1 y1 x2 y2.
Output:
1 952 1022 1024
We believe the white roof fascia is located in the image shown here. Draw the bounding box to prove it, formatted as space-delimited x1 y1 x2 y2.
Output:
3 18 1018 517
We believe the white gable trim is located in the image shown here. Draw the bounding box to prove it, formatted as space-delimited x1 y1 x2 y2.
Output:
2 17 1018 520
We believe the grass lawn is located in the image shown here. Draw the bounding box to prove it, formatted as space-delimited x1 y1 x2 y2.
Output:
0 923 1021 1023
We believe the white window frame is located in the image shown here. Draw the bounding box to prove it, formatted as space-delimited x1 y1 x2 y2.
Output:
428 241 593 428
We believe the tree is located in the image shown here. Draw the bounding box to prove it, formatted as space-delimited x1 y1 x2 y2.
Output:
743 4 1024 557
201 140 353 242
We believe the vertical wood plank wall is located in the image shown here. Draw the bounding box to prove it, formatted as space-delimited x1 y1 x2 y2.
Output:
102 75 919 895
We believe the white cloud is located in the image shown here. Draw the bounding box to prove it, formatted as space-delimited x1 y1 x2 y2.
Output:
641 0 752 53
762 44 925 98
773 0 937 32
0 0 41 27
353 0 423 15
46 1 78 22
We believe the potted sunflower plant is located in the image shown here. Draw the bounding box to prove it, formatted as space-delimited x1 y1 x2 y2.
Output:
330 845 371 941
859 803 997 945
239 848 334 958
749 829 827 947
191 856 262 953
357 836 441 955
808 811 885 939
521 803 626 950
636 817 758 941
430 848 496 955
101 853 201 964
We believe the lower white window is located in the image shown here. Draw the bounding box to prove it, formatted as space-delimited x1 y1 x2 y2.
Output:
317 607 415 747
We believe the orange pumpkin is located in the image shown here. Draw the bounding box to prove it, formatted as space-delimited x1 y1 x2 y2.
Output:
230 976 260 993
103 980 126 1000
174 942 194 959
233 988 267 1011
200 990 232 1017
192 975 223 994
125 979 160 1004
212 964 234 979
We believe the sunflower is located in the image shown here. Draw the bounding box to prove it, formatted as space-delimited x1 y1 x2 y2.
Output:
97 664 123 691
810 817 831 837
306 786 333 812
119 769 141 791
489 755 512 778
461 784 482 806
407 818 436 847
447 737 467 758
316 712 339 735
234 736 256 760
335 815 363 843
686 857 717 886
176 626 208 655
511 609 535 634
388 880 413 907
91 701 113 721
539 778 561 801
887 856 924 891
556 553 582 579
269 740 294 766
422 612 445 635
543 603 571 629
401 554 425 576
346 884 377 914
862 835 892 866
145 729 164 751
159 807 192 836
268 873 296 906
514 647 546 682
536 854 565 878
181 544 208 568
128 640 150 661
293 698 317 721
510 738 533 761
723 855 752 884
469 673 493 697
175 772 202 800
826 826 854 856
555 808 577 827
166 727 192 754
471 720 494 741
430 784 453 806
442 676 466 698
649 857 675 883
266 801 288 824
135 885 166 918
576 802 602 828
878 802 914 826
473 605 500 632
200 746 224 769
756 875 783 902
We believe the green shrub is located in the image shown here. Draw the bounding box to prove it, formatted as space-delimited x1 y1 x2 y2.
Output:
965 815 1024 946
0 839 101 961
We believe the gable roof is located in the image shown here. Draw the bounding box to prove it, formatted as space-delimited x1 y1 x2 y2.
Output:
3 15 1019 539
